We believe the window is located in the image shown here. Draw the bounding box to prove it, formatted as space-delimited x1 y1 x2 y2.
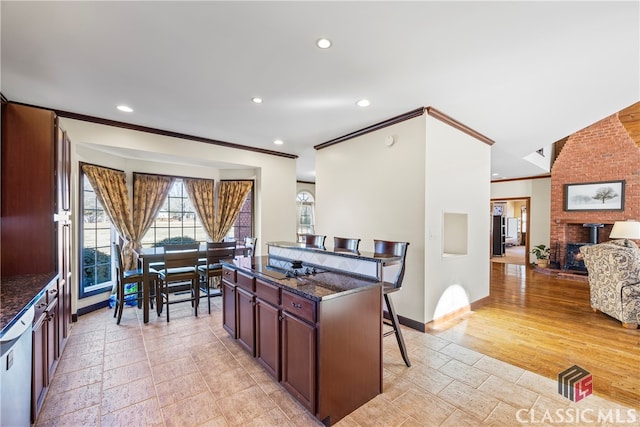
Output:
80 174 115 297
142 179 208 247
297 191 315 234
224 181 254 242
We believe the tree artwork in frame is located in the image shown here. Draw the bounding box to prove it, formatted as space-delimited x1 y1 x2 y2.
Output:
564 180 625 211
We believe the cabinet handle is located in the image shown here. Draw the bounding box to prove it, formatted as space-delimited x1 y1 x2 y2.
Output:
49 288 58 296
36 303 47 310
291 302 302 309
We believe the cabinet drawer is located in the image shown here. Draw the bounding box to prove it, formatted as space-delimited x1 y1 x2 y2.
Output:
256 279 280 306
47 285 59 303
222 266 237 283
237 271 255 292
33 292 48 325
282 291 315 324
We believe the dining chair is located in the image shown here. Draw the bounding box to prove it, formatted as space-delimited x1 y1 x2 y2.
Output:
243 236 257 256
197 241 237 314
298 234 326 248
156 243 200 322
112 243 158 325
374 239 411 367
333 236 361 253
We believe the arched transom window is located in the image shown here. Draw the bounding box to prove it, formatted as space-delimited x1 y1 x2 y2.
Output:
296 191 315 234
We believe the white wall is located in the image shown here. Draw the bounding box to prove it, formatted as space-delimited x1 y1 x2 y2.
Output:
316 116 426 321
64 118 297 312
424 115 491 322
316 113 491 325
491 177 551 263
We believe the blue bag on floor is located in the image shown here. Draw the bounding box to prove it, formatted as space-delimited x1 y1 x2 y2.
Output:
124 283 138 306
108 284 139 308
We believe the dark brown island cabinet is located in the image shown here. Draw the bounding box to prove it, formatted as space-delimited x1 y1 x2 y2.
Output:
1 102 73 422
221 264 383 426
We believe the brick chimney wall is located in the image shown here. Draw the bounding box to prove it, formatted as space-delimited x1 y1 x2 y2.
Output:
550 114 640 266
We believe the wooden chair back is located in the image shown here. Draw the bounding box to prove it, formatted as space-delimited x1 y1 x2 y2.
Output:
163 243 199 273
205 241 237 268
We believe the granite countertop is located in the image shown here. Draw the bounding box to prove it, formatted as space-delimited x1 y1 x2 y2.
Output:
1 272 58 337
224 256 382 302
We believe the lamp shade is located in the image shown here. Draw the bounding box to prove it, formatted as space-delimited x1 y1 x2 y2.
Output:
609 221 640 239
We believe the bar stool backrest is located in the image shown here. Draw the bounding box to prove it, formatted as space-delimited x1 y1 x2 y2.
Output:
298 234 326 248
333 237 361 253
374 240 409 290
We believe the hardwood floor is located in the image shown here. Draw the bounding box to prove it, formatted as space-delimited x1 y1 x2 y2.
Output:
430 263 640 409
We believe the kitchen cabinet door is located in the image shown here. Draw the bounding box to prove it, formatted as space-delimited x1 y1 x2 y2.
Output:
45 297 59 381
281 311 316 413
222 280 237 338
31 310 47 422
236 287 255 355
255 299 280 380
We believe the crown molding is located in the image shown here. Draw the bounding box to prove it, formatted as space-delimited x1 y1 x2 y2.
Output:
7 100 298 159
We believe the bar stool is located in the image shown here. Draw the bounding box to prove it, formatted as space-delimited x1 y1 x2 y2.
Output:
374 239 411 367
333 236 361 253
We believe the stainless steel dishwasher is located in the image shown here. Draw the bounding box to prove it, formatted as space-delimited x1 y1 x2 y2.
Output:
1 306 35 427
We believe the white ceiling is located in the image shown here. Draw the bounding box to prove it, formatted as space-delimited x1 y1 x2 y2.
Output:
2 1 639 182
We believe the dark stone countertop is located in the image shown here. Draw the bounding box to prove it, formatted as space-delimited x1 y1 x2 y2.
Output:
223 256 382 302
1 272 58 337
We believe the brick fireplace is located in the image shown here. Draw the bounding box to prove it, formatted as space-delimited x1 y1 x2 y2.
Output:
550 113 640 269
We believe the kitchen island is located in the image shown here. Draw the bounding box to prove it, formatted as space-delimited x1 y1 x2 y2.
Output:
221 251 386 426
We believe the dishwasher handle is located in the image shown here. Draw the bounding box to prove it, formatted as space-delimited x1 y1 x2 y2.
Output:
0 306 35 343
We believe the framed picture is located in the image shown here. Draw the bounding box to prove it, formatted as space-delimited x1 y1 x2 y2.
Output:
564 180 625 211
493 205 503 216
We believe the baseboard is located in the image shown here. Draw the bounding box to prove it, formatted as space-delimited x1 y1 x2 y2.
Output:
382 310 424 332
77 300 110 316
384 296 493 333
424 296 492 331
470 295 491 310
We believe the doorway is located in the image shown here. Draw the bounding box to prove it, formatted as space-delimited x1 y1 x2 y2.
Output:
490 197 530 265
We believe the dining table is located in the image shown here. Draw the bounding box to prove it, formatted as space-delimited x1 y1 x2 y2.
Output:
135 242 247 323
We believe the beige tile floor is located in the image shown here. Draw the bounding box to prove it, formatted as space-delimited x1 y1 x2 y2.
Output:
36 298 635 427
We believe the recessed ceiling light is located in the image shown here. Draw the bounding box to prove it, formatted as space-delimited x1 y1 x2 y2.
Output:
117 105 133 113
252 97 263 104
356 99 371 107
492 173 499 176
316 38 332 49
274 139 284 145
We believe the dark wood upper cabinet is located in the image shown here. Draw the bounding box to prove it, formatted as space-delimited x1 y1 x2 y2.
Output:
1 103 57 276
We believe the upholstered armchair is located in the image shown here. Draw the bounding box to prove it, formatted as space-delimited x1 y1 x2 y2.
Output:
580 240 640 328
